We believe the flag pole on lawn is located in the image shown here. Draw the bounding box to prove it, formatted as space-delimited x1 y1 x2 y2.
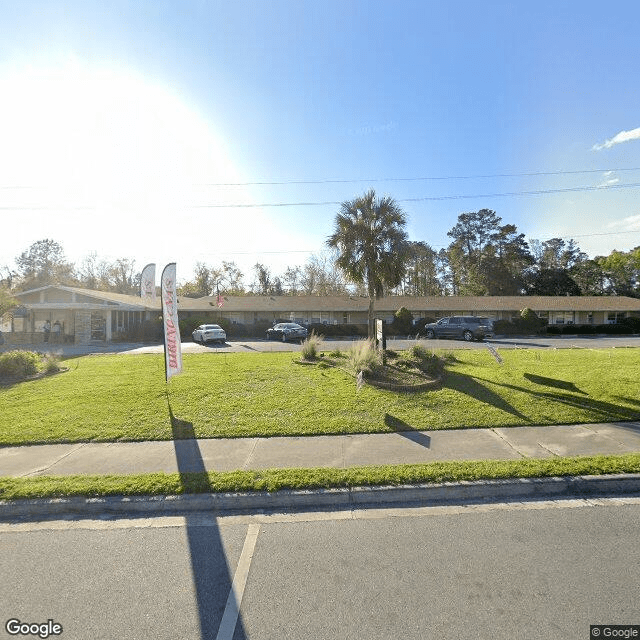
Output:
161 263 183 382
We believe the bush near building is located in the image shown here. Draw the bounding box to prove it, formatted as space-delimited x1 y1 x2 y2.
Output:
306 323 367 338
0 350 61 381
390 306 414 336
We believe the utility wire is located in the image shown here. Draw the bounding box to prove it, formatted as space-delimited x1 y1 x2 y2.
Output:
196 167 640 186
3 167 640 190
3 181 640 210
187 181 640 208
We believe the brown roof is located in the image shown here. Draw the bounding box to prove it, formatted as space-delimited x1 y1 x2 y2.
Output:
15 285 159 310
15 287 640 314
180 294 640 313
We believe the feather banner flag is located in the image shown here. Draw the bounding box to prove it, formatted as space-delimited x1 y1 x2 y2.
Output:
140 263 156 305
161 263 183 381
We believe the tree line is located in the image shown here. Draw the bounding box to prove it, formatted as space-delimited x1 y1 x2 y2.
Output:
2 205 639 301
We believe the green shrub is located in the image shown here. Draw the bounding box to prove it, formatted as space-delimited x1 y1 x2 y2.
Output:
0 350 41 378
390 306 413 336
346 339 381 375
413 317 436 334
301 331 324 360
307 323 367 337
621 317 640 333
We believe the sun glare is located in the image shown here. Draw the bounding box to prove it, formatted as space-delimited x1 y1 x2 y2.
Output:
0 59 303 275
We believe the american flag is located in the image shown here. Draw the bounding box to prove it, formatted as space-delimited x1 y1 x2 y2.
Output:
217 295 224 308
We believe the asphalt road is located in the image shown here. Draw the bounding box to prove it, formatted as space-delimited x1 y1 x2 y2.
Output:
2 498 639 640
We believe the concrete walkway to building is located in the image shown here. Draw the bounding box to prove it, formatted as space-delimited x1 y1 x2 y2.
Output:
2 421 640 479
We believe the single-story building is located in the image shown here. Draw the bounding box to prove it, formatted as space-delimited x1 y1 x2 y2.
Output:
1 285 160 345
180 294 640 328
3 285 640 345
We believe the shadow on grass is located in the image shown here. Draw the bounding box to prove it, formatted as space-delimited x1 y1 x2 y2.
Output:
613 396 640 408
472 376 640 423
168 399 247 639
384 414 431 448
489 339 552 348
523 373 587 394
442 371 531 422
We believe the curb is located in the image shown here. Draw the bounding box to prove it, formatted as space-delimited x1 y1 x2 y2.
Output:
2 474 640 520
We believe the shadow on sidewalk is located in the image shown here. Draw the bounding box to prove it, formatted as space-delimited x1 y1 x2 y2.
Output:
384 414 431 448
168 400 247 639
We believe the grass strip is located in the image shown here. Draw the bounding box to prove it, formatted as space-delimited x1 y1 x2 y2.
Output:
1 453 639 500
1 348 640 445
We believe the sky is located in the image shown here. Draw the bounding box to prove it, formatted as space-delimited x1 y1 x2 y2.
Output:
1 0 640 289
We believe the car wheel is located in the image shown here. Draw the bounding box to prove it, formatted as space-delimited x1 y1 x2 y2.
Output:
426 329 435 339
463 330 473 342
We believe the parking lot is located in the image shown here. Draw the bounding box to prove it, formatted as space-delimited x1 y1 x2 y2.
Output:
123 334 640 355
4 334 638 357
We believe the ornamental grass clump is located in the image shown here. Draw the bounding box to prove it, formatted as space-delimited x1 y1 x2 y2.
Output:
43 353 62 374
301 331 323 361
409 344 444 376
346 339 381 376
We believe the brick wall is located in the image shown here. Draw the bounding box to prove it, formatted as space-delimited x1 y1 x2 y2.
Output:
74 310 92 344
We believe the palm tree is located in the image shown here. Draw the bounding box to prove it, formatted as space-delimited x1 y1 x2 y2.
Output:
327 189 410 338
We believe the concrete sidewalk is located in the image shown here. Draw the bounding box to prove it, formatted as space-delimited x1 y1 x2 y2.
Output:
2 421 640 478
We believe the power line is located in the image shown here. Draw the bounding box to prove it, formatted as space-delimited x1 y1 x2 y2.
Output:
187 182 640 208
3 181 640 211
177 230 640 258
196 167 640 187
2 167 640 191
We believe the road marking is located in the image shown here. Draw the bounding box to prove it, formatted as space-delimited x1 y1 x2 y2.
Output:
215 523 260 640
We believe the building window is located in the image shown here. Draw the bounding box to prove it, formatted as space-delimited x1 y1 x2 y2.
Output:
551 311 575 325
607 312 625 324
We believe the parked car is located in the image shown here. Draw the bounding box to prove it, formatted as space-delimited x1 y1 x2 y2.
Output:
423 316 494 341
192 324 227 344
266 322 308 343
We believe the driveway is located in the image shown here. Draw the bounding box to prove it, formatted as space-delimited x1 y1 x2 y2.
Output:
4 335 639 356
120 334 640 355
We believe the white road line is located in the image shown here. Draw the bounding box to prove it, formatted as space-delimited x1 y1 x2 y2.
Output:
215 522 260 640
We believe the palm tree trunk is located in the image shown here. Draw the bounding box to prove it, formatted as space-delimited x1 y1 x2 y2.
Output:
368 296 375 339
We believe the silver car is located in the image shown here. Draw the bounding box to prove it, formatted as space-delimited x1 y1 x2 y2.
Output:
192 324 227 344
423 316 494 341
266 322 308 343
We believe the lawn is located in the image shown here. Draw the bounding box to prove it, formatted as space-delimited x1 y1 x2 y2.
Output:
0 347 639 446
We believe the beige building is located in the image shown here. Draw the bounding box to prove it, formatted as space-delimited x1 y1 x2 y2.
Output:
3 285 159 345
180 294 640 328
3 285 640 345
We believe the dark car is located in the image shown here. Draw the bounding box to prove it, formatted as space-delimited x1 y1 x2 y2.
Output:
266 322 308 343
423 316 494 341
